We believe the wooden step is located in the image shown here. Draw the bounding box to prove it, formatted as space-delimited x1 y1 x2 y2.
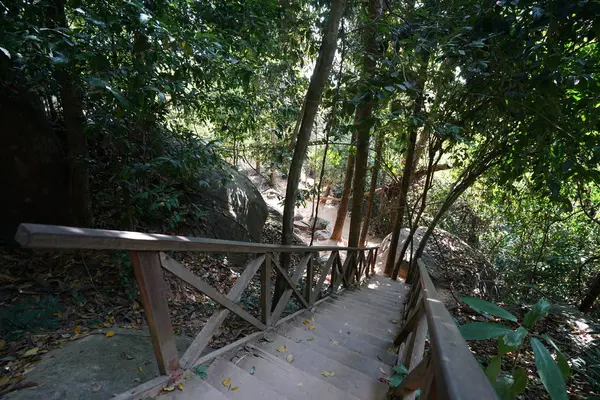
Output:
158 374 229 400
204 357 290 399
253 333 388 400
314 301 400 332
304 309 393 342
345 291 403 309
328 295 403 317
277 325 392 379
358 287 406 302
337 292 401 312
276 320 397 365
235 345 362 400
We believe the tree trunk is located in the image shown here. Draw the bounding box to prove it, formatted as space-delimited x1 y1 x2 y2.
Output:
330 130 356 241
359 131 383 247
383 58 428 275
347 0 381 250
580 272 600 312
275 0 346 308
270 130 277 186
49 0 93 227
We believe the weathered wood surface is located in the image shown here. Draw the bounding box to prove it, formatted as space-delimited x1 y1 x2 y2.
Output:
179 255 266 369
261 253 272 326
310 251 337 304
129 251 179 375
270 255 311 322
160 252 266 331
16 223 377 253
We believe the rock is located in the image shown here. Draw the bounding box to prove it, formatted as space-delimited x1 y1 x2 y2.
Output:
293 220 311 231
263 189 281 200
194 163 268 242
308 216 328 230
293 214 304 221
313 230 331 240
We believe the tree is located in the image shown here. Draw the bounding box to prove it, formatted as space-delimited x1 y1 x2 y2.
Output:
359 131 383 247
330 131 356 241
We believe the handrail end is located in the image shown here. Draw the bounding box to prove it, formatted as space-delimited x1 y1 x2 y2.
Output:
15 223 33 247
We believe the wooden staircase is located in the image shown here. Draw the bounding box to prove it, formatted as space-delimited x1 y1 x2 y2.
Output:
160 275 408 400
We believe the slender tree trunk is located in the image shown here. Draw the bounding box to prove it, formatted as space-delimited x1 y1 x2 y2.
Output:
359 131 383 247
383 58 428 275
330 130 356 241
580 272 600 312
347 0 381 250
49 0 93 227
270 131 277 186
275 0 346 308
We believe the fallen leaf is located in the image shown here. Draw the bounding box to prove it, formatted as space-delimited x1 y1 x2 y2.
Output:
231 386 239 391
0 339 5 349
23 348 39 357
380 367 388 375
105 331 115 338
249 366 256 375
286 354 295 363
222 377 231 387
93 383 102 392
122 352 134 360
330 339 338 345
303 320 310 325
311 316 315 322
163 385 175 392
74 325 82 335
321 371 335 377
387 329 392 333
388 347 397 354
0 376 9 387
195 365 209 380
108 316 115 323
177 382 184 391
261 337 273 343
391 320 398 324
308 325 315 331
296 382 303 387
306 337 314 341
277 345 287 353
137 366 143 372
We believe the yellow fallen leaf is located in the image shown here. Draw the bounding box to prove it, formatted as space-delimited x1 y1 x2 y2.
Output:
23 347 39 357
308 325 315 331
311 316 315 322
177 382 184 391
103 322 111 328
0 376 10 386
286 354 295 363
74 325 81 335
108 316 115 323
391 319 398 324
137 366 143 372
163 385 175 392
330 339 338 345
222 377 231 387
321 371 335 377
277 345 287 353
303 320 310 325
93 383 102 392
388 347 397 354
231 386 239 391
105 331 115 338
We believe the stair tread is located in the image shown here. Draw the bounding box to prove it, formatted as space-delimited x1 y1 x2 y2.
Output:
158 374 229 400
204 357 290 399
303 309 393 343
235 345 362 400
311 306 396 338
329 295 403 316
254 333 388 399
315 301 400 332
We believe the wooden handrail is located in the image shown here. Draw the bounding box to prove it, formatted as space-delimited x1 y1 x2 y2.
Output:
15 223 377 253
391 259 498 400
14 222 379 398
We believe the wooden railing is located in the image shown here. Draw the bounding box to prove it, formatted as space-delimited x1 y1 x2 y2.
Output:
391 259 498 400
14 224 377 381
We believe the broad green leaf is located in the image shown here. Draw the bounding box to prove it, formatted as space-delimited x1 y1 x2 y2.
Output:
531 338 568 400
542 334 570 379
390 374 403 387
497 336 517 355
460 297 517 322
524 298 551 329
503 327 528 347
459 322 513 340
194 364 208 379
511 368 528 396
0 47 10 59
392 364 408 374
493 375 514 400
485 355 501 383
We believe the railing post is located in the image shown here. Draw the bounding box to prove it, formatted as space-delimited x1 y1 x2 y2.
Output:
261 253 272 326
305 253 314 306
130 251 180 375
371 247 378 273
331 251 338 294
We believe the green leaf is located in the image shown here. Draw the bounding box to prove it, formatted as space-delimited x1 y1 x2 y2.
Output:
511 367 528 396
485 355 501 383
460 297 517 322
249 366 256 375
384 85 395 92
392 364 408 374
542 335 570 379
497 336 517 355
0 47 10 59
194 364 209 379
524 299 551 328
494 375 514 400
390 374 403 387
459 322 513 340
503 327 528 347
530 338 568 400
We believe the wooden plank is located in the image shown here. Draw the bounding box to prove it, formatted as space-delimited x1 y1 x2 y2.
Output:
418 259 498 400
261 253 272 326
112 375 169 400
129 251 179 375
339 252 352 288
331 251 339 294
311 251 337 304
372 248 378 273
179 255 265 369
159 252 266 331
270 255 310 323
394 302 423 346
16 223 378 253
305 254 314 306
355 251 364 282
391 355 431 397
404 310 427 370
418 362 438 400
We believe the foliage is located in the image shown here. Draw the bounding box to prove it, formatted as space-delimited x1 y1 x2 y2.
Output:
459 297 570 399
0 296 61 339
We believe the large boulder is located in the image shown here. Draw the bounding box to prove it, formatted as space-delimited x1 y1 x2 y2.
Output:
193 164 268 243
